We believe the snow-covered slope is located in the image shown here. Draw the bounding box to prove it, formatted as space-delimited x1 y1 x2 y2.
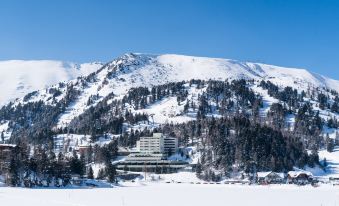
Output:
104 53 339 93
0 60 103 105
5 53 339 128
63 53 339 126
155 54 339 91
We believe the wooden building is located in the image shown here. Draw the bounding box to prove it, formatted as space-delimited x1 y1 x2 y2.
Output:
287 171 313 185
257 172 285 184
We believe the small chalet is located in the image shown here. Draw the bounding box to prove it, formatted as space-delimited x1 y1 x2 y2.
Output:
287 171 313 185
257 171 285 184
0 144 16 163
76 145 91 155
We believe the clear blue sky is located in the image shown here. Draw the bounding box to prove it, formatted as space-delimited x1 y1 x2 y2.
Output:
1 0 339 79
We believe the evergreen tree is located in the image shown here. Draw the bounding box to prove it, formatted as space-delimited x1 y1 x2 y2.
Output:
87 166 94 179
87 144 93 163
326 136 335 152
105 163 116 183
79 152 86 177
97 168 105 180
8 157 20 186
196 160 202 177
1 131 4 143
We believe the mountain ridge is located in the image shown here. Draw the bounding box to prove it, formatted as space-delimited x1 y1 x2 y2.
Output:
2 53 338 129
0 60 103 105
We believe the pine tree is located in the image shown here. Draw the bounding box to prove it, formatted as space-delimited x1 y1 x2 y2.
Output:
8 157 19 186
184 100 189 113
105 163 116 183
80 152 86 177
326 136 335 152
97 168 105 180
1 131 4 143
308 147 319 167
196 160 202 177
87 166 94 179
323 158 328 168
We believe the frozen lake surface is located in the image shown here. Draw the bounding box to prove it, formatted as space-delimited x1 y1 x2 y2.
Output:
1 183 339 206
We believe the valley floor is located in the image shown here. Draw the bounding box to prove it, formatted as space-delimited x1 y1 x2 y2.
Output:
1 183 339 206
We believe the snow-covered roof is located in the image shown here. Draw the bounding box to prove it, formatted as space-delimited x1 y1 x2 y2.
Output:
0 143 16 148
257 172 272 178
257 172 285 179
118 147 134 152
288 171 313 178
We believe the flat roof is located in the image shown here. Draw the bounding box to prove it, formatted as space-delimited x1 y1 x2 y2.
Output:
0 144 16 148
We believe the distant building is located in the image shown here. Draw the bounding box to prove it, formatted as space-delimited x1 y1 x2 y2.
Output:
136 133 178 155
137 133 164 154
257 171 285 184
287 171 313 184
117 133 185 173
125 153 165 162
117 153 187 173
163 136 178 155
76 145 91 155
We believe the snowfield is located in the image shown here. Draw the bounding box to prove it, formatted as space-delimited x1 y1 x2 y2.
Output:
1 183 338 206
0 60 102 106
318 147 339 178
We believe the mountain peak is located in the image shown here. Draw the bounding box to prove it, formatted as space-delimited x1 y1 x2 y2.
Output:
2 53 339 108
102 53 339 93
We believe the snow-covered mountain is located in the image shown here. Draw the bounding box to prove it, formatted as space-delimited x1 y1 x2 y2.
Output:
2 53 339 184
106 53 339 92
0 60 103 105
4 53 338 128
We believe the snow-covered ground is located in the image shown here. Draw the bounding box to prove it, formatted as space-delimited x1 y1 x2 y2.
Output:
0 121 11 141
318 147 339 178
153 171 202 183
130 83 205 125
300 146 339 181
251 84 279 118
1 183 338 206
137 96 194 124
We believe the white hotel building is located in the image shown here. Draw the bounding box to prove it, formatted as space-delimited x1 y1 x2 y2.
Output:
119 133 186 172
136 133 178 155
